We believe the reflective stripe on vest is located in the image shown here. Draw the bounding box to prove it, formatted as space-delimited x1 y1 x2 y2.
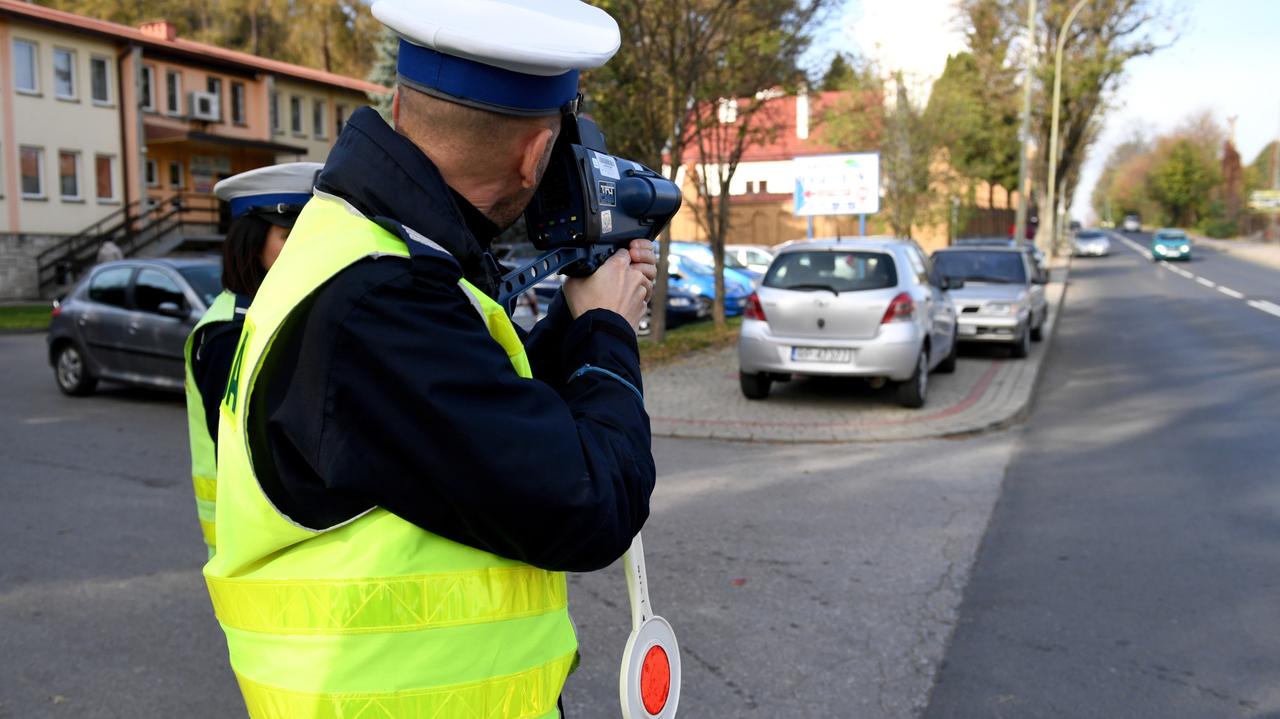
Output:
184 290 239 558
204 193 574 719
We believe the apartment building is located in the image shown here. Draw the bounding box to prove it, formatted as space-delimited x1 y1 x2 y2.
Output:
0 0 387 298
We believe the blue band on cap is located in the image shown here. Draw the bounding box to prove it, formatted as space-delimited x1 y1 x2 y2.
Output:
229 193 311 219
397 40 579 115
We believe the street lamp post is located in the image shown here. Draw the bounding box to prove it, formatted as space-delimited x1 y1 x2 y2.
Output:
1013 0 1037 244
1044 0 1090 256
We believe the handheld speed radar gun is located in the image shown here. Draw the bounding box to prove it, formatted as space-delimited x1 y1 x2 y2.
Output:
496 102 682 308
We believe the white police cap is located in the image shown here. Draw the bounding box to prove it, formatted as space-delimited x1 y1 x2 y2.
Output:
214 162 323 224
371 0 621 116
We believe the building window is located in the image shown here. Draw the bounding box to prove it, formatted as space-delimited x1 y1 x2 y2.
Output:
166 70 182 114
13 40 38 94
20 147 45 198
168 161 184 190
270 92 280 133
95 155 116 202
336 104 348 135
141 66 156 111
313 100 327 139
59 151 81 200
90 56 111 104
145 159 159 188
231 82 246 125
207 77 223 121
53 48 77 100
290 96 303 135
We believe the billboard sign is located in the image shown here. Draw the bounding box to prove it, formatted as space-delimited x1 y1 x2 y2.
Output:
793 153 880 217
1249 189 1280 214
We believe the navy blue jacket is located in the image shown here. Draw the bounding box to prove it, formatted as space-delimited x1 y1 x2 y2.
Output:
246 108 654 573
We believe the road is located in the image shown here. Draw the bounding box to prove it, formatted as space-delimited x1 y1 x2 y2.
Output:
0 330 1014 718
925 232 1280 718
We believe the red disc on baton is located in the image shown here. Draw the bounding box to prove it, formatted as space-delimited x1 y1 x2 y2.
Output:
640 645 671 714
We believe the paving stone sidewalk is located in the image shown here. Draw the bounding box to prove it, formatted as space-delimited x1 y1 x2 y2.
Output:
1196 236 1280 271
646 265 1069 443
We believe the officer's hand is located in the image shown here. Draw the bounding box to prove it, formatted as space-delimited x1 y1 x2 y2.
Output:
564 250 652 330
628 240 657 284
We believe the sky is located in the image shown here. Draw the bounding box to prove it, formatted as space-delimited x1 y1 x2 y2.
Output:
808 0 1280 221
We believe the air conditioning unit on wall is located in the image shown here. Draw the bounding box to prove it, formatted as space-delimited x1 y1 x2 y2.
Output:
188 91 220 121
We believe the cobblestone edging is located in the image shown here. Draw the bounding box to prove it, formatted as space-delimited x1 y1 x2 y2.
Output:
645 263 1071 443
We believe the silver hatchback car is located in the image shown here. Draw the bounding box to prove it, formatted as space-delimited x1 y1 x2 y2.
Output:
47 258 222 395
738 238 960 408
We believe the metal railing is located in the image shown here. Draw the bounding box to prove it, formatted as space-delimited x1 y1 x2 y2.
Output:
36 193 221 294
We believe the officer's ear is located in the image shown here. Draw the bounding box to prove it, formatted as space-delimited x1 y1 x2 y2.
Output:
392 90 401 126
518 126 555 190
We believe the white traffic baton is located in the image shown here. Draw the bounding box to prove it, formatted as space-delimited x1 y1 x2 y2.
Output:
618 533 681 718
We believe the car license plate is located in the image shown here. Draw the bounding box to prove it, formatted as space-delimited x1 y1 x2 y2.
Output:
958 325 978 337
792 347 852 363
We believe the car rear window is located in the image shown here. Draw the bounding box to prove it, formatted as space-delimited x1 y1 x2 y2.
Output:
178 265 222 307
764 251 896 292
1077 231 1105 239
933 251 1027 284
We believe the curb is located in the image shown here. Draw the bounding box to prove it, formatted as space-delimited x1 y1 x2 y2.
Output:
648 261 1073 444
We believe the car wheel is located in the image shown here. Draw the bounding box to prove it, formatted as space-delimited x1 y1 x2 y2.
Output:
936 331 958 374
895 347 928 409
739 371 772 400
54 342 98 396
1010 326 1031 359
1030 315 1045 342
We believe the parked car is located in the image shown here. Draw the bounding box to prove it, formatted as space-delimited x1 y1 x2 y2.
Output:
1073 229 1112 257
932 246 1048 359
738 237 959 408
726 244 776 275
667 242 755 317
1151 228 1192 261
47 259 222 395
1122 214 1142 233
671 242 763 287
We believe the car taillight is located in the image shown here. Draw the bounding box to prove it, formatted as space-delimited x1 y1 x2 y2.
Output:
881 292 915 324
744 292 767 321
50 304 62 318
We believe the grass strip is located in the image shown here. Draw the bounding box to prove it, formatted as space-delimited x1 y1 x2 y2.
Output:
0 303 52 331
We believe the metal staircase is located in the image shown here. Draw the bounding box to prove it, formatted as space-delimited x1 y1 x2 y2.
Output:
36 193 222 295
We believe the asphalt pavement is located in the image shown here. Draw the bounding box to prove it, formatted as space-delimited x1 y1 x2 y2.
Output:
0 330 1015 718
925 232 1280 718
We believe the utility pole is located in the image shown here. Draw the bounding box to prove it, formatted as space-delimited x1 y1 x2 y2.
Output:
1271 100 1279 242
1045 0 1090 256
1013 0 1037 243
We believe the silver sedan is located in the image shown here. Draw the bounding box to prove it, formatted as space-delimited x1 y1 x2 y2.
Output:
932 247 1048 359
738 238 959 408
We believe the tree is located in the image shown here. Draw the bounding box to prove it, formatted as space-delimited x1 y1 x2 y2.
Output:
1147 137 1219 227
820 54 856 91
969 0 1177 251
926 52 1020 210
367 27 399 120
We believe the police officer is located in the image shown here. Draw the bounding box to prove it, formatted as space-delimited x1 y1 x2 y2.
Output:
202 2 655 716
183 163 320 557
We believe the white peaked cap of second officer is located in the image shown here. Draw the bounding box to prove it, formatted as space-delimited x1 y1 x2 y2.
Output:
214 162 324 220
371 0 621 77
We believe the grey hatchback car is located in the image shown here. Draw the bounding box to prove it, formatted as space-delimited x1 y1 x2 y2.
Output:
47 259 222 396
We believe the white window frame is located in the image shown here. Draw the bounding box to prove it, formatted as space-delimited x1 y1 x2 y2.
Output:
13 39 39 95
165 70 182 115
53 47 78 101
206 77 223 122
168 160 184 190
290 95 304 136
90 55 112 106
313 99 327 139
145 158 159 188
20 146 46 200
58 150 83 202
270 91 281 134
95 154 118 204
140 65 157 112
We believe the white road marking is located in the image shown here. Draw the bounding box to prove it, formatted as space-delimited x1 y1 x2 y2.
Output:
1248 300 1280 319
1106 231 1275 318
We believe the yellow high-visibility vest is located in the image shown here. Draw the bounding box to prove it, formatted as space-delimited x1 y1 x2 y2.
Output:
204 192 575 718
183 290 238 557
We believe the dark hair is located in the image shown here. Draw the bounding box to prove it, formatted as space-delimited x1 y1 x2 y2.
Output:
221 214 273 296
